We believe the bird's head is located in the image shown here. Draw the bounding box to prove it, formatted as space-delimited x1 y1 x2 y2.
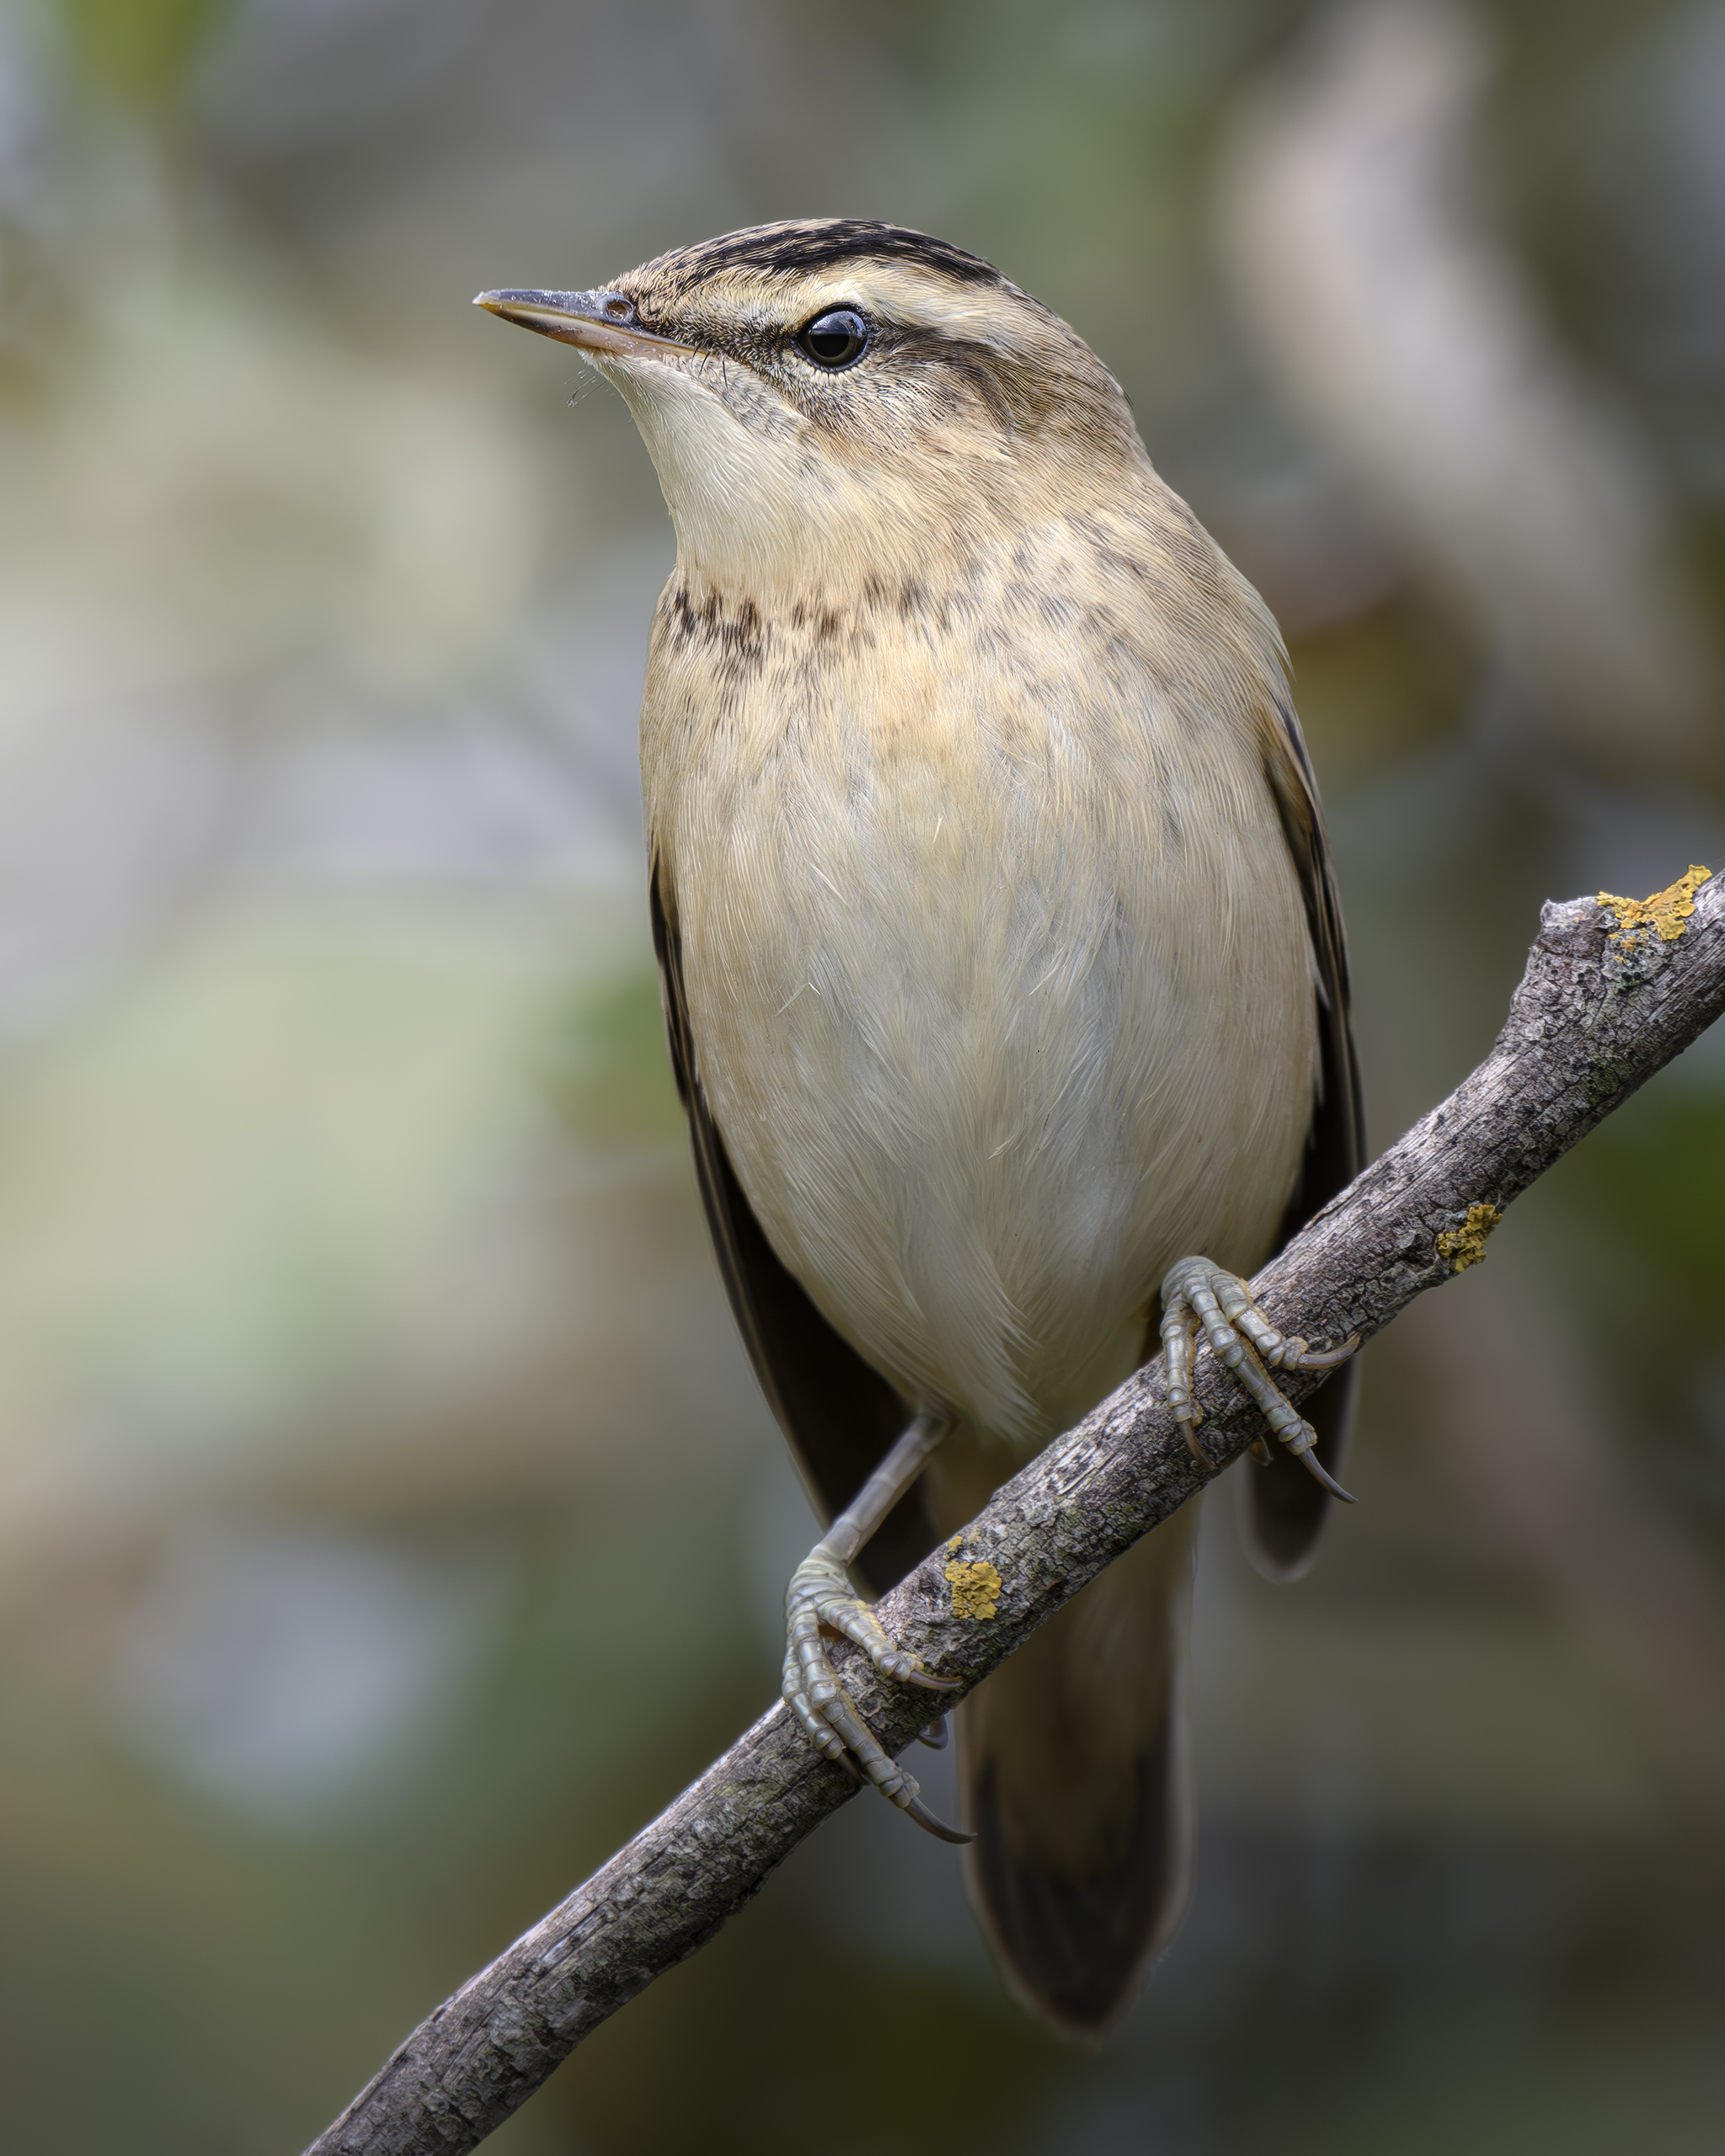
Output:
477 220 1149 592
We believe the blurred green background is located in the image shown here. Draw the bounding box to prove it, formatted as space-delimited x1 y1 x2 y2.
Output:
0 0 1722 2149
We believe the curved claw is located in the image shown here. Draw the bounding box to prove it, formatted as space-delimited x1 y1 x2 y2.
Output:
902 1792 975 1845
1293 1334 1359 1371
1296 1446 1358 1503
902 1665 963 1692
916 1715 950 1750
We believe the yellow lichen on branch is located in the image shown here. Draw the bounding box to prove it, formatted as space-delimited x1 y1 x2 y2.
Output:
1597 864 1712 947
945 1558 1002 1620
1436 1201 1503 1273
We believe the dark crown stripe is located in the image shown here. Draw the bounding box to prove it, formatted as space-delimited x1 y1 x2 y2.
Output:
664 220 1007 291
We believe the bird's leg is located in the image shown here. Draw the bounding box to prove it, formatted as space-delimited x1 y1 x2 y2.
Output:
1160 1256 1359 1501
782 1412 972 1844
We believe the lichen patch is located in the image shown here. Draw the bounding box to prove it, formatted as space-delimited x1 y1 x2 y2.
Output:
1436 1201 1503 1272
1596 864 1712 947
945 1557 1002 1620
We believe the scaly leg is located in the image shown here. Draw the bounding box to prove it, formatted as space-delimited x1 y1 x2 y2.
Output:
1160 1256 1359 1501
782 1412 972 1844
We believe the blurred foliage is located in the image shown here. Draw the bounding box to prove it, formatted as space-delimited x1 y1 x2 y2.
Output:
52 0 235 104
538 966 684 1152
565 1944 1070 2156
1559 1091 1725 1298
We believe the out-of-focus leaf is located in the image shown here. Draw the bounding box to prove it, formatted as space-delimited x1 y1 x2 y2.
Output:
537 967 683 1151
1557 1093 1725 1299
54 0 235 104
0 900 585 1552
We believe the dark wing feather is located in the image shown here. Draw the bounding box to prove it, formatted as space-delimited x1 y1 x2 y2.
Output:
1246 700 1367 1582
649 859 935 1599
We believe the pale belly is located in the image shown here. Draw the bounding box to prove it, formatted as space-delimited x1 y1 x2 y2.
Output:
654 694 1319 1454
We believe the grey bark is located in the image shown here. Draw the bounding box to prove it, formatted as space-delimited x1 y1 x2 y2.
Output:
305 877 1725 2156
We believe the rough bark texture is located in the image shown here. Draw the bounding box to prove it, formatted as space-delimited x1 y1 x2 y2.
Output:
306 878 1725 2156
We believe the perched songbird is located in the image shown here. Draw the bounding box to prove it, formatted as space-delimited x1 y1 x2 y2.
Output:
477 221 1362 2041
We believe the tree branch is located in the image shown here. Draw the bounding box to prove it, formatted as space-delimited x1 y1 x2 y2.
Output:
306 873 1724 2156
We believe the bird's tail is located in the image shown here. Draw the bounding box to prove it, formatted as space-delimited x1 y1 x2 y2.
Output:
1237 1358 1359 1582
955 1502 1200 2042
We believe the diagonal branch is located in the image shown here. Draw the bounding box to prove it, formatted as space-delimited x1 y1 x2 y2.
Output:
307 873 1724 2156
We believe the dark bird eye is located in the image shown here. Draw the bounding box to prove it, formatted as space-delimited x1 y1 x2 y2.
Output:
794 308 870 370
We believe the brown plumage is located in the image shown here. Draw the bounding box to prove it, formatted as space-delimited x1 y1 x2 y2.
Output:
478 221 1362 2041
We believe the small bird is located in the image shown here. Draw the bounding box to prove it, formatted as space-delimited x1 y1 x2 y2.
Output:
478 221 1362 2041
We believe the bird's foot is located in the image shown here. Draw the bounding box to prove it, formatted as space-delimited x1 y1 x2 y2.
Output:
782 1543 971 1844
1159 1255 1359 1501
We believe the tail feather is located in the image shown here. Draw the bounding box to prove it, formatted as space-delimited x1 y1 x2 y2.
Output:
956 1506 1199 2042
1236 1359 1359 1582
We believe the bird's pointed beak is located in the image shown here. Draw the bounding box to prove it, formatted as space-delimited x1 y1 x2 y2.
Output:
473 287 698 362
